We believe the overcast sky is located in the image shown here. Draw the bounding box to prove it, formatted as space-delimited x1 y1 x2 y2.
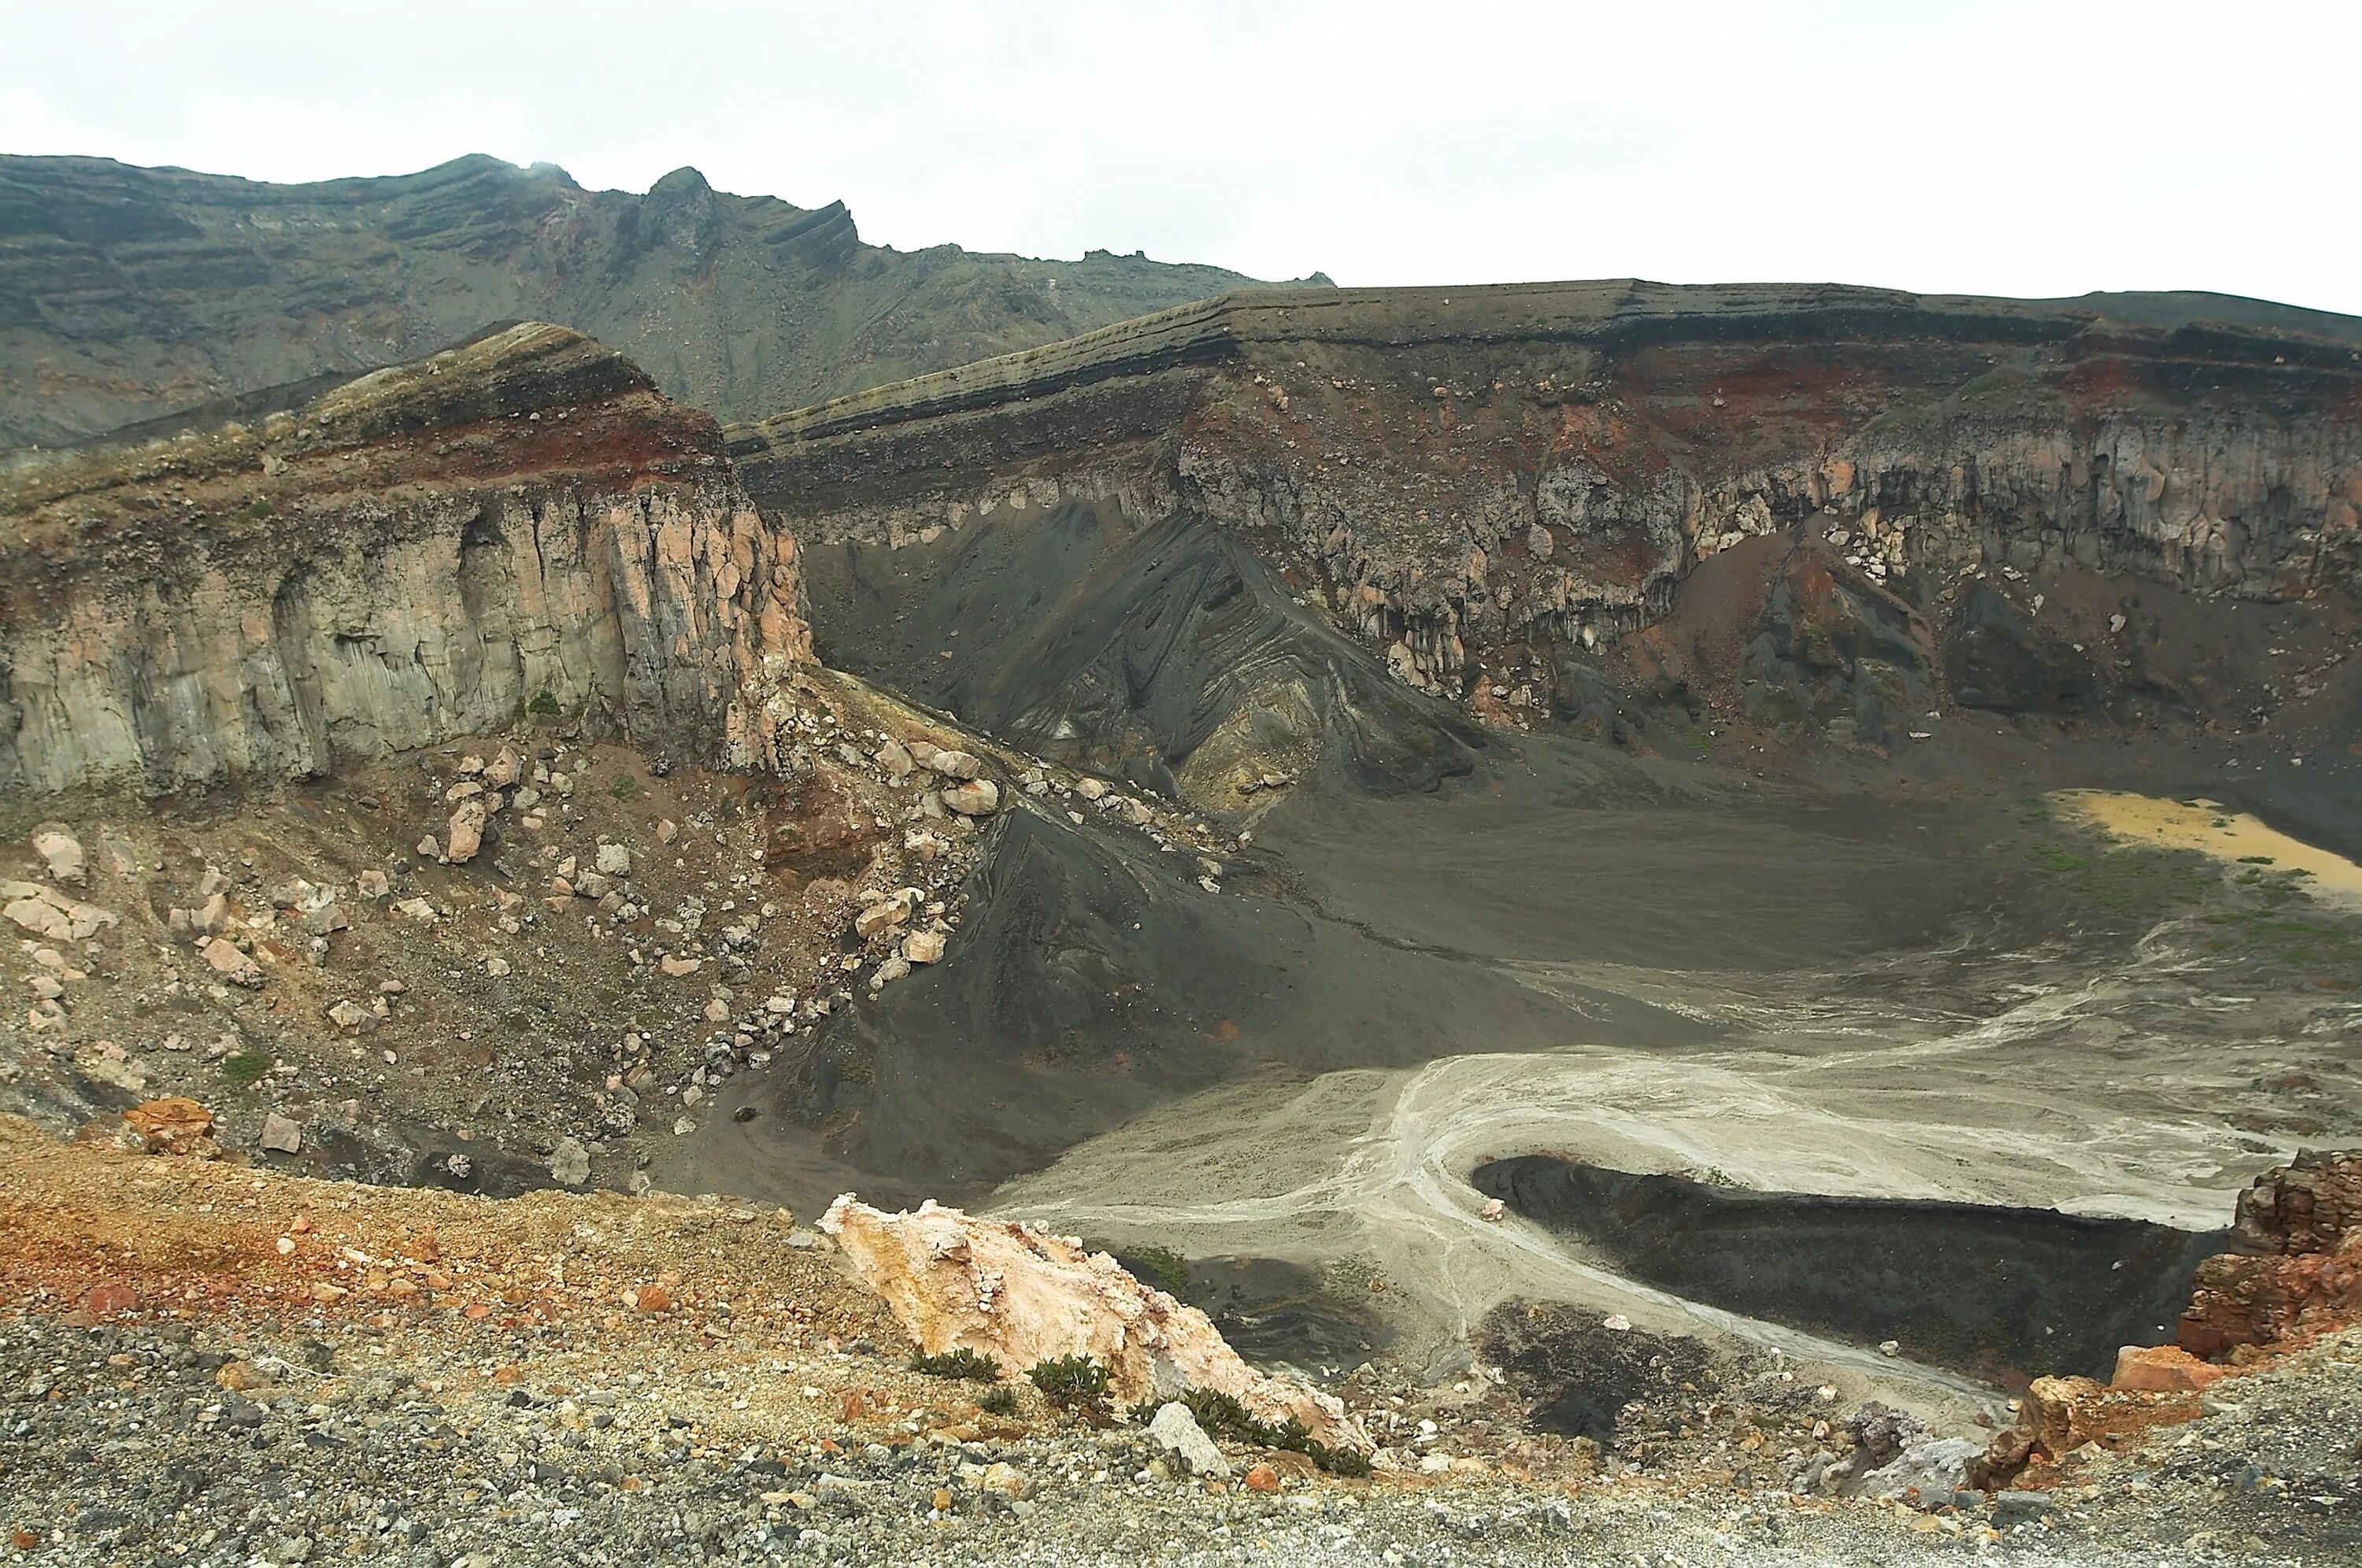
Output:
6 1 2357 314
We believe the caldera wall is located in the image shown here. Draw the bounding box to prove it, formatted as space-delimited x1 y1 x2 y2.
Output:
730 282 2362 720
0 324 811 798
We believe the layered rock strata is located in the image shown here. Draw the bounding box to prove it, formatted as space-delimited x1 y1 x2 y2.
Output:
0 323 811 797
2179 1148 2362 1360
730 281 2362 741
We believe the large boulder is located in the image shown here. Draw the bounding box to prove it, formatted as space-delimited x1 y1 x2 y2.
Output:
31 826 87 886
819 1196 1368 1452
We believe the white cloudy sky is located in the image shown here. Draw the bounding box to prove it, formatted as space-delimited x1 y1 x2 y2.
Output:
6 1 2358 313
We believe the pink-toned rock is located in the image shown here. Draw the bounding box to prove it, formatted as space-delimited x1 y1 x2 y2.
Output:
942 779 1000 816
446 798 489 864
200 937 263 987
32 827 87 886
483 745 522 789
902 929 946 964
819 1196 1369 1452
2111 1344 2231 1392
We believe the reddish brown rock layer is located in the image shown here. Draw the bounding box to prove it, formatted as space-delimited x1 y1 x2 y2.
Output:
2179 1149 2362 1359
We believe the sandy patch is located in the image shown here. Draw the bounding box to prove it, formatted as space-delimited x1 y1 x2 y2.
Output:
2052 790 2362 911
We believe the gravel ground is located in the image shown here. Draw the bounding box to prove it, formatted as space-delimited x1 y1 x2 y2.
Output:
3 1314 2356 1567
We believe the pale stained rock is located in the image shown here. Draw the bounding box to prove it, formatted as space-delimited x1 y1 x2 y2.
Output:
902 929 946 964
703 997 731 1023
876 739 914 779
394 897 437 922
656 819 679 845
483 956 511 977
868 955 911 990
298 894 348 936
942 779 1000 816
416 835 441 860
549 1137 591 1187
258 1112 302 1154
446 798 489 864
355 869 391 900
98 833 137 878
1148 1402 1231 1477
854 900 909 938
32 827 87 886
324 999 376 1034
2 881 118 941
928 749 983 782
659 954 702 977
1859 1436 1980 1506
2 897 68 941
483 745 522 788
200 937 263 987
595 842 631 877
1076 778 1109 801
818 1196 1368 1452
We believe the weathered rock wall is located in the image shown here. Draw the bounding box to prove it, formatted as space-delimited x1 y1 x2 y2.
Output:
731 283 2362 719
0 324 811 797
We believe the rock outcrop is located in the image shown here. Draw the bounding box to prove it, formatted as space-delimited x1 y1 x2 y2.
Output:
1975 1148 2362 1490
732 282 2362 771
2178 1148 2362 1360
0 323 813 796
819 1196 1368 1452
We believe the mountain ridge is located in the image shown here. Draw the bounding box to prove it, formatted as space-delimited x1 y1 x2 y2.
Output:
0 151 1325 449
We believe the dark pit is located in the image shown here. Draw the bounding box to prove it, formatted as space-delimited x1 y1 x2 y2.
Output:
1471 1155 2226 1384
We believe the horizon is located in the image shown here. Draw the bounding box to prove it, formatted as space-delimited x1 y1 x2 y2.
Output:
5 1 2358 317
12 146 2360 328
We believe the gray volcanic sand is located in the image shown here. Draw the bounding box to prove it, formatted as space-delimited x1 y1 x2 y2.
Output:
982 741 2362 1403
671 493 2362 1407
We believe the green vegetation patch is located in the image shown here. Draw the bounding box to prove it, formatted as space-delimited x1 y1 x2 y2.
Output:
1179 1388 1374 1477
1121 1245 1191 1296
1027 1355 1112 1420
909 1348 1002 1382
220 1050 273 1087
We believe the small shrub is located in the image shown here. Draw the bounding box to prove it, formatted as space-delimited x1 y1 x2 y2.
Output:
220 1050 272 1087
1123 1244 1191 1296
976 1385 1020 1416
909 1348 1001 1382
528 690 564 716
608 774 646 802
1181 1388 1372 1476
1027 1355 1111 1420
246 497 273 521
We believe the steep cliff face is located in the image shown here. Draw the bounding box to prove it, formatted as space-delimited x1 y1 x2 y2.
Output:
731 282 2362 780
0 323 811 797
0 153 1315 450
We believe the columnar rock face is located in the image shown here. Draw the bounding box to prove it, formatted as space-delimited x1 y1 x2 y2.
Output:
0 323 812 796
731 282 2362 755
